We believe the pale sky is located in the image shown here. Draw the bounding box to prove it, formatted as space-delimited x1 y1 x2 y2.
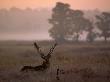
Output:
0 0 110 11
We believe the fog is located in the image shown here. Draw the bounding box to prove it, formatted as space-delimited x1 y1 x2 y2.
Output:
0 7 52 40
0 7 101 40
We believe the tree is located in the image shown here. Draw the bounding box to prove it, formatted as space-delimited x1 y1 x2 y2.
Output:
68 10 94 41
86 31 98 42
49 2 71 42
96 12 110 41
49 2 94 42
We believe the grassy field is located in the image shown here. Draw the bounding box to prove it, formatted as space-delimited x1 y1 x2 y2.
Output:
0 40 110 82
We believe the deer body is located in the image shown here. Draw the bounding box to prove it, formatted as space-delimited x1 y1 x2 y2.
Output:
21 61 50 72
21 66 35 72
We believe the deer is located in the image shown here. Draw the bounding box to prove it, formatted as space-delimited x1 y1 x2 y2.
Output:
20 42 57 72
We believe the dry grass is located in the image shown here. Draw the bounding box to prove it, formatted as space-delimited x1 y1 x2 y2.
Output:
0 41 110 82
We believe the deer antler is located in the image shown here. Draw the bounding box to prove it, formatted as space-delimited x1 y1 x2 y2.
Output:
45 43 57 59
48 43 57 55
34 42 45 59
34 42 57 60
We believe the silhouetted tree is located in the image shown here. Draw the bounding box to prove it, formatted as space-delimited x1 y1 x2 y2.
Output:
68 10 94 42
86 31 98 42
49 2 71 42
49 2 94 42
96 12 110 41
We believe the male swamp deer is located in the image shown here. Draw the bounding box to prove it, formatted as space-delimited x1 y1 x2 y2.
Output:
20 42 57 72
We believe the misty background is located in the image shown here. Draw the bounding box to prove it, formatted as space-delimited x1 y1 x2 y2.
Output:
0 7 104 40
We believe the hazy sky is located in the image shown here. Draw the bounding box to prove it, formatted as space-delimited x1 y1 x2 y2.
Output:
0 0 110 40
0 0 110 11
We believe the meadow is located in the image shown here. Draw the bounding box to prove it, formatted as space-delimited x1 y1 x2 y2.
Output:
0 40 110 82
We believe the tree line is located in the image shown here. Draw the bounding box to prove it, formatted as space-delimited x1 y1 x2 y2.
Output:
49 2 110 42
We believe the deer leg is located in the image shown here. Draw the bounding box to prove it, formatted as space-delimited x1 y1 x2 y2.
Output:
56 68 60 80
